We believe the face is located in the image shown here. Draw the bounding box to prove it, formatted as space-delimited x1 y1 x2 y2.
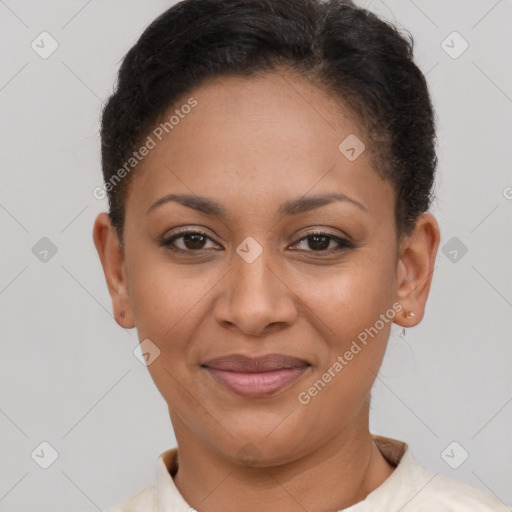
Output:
94 70 439 467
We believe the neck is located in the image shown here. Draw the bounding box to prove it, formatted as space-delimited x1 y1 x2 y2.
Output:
171 416 395 512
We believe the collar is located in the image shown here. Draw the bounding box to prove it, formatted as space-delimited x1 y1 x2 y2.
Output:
156 434 411 512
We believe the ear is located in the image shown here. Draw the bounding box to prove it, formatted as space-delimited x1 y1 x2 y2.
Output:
92 212 135 329
394 213 440 327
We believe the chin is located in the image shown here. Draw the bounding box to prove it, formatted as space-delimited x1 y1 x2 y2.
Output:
212 419 313 467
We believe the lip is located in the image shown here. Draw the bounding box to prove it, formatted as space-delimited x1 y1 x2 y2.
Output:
202 353 311 398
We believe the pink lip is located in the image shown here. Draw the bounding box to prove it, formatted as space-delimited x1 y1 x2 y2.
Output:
202 353 310 398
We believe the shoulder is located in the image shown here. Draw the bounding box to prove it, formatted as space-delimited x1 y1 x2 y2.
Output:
397 455 509 512
104 447 180 512
413 471 509 511
369 435 508 512
104 484 158 512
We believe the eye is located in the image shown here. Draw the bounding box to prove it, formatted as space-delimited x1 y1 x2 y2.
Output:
160 229 222 253
290 231 354 253
160 228 354 255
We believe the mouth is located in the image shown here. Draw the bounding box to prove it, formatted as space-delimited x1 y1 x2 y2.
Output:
201 353 311 398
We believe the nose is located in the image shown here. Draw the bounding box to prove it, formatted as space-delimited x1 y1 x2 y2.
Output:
214 247 297 337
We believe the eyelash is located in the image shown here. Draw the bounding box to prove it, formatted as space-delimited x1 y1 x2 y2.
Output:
160 229 355 255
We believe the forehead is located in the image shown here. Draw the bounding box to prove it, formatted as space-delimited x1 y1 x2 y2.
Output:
125 71 394 221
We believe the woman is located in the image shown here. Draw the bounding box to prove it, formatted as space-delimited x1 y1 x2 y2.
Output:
93 0 506 510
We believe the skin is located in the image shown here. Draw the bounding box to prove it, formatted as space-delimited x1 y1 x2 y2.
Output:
93 70 440 512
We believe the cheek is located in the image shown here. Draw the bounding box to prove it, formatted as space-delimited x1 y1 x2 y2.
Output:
290 249 396 397
126 246 213 342
292 253 396 338
296 283 393 424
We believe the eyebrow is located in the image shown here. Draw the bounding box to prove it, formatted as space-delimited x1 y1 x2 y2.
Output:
147 192 368 217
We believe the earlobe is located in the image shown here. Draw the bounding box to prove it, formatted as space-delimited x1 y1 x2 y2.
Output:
394 213 440 327
92 212 135 329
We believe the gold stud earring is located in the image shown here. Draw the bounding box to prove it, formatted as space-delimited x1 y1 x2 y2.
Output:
403 309 415 320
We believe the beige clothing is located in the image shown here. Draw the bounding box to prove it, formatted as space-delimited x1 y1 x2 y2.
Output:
106 434 509 511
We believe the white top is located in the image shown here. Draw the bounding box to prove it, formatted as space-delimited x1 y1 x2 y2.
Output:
105 434 509 511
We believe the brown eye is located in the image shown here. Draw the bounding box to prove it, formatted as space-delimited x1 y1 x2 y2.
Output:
291 231 354 253
161 230 221 253
307 234 331 251
181 233 207 250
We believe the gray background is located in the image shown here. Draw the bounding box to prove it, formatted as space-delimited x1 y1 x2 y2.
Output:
0 0 511 510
